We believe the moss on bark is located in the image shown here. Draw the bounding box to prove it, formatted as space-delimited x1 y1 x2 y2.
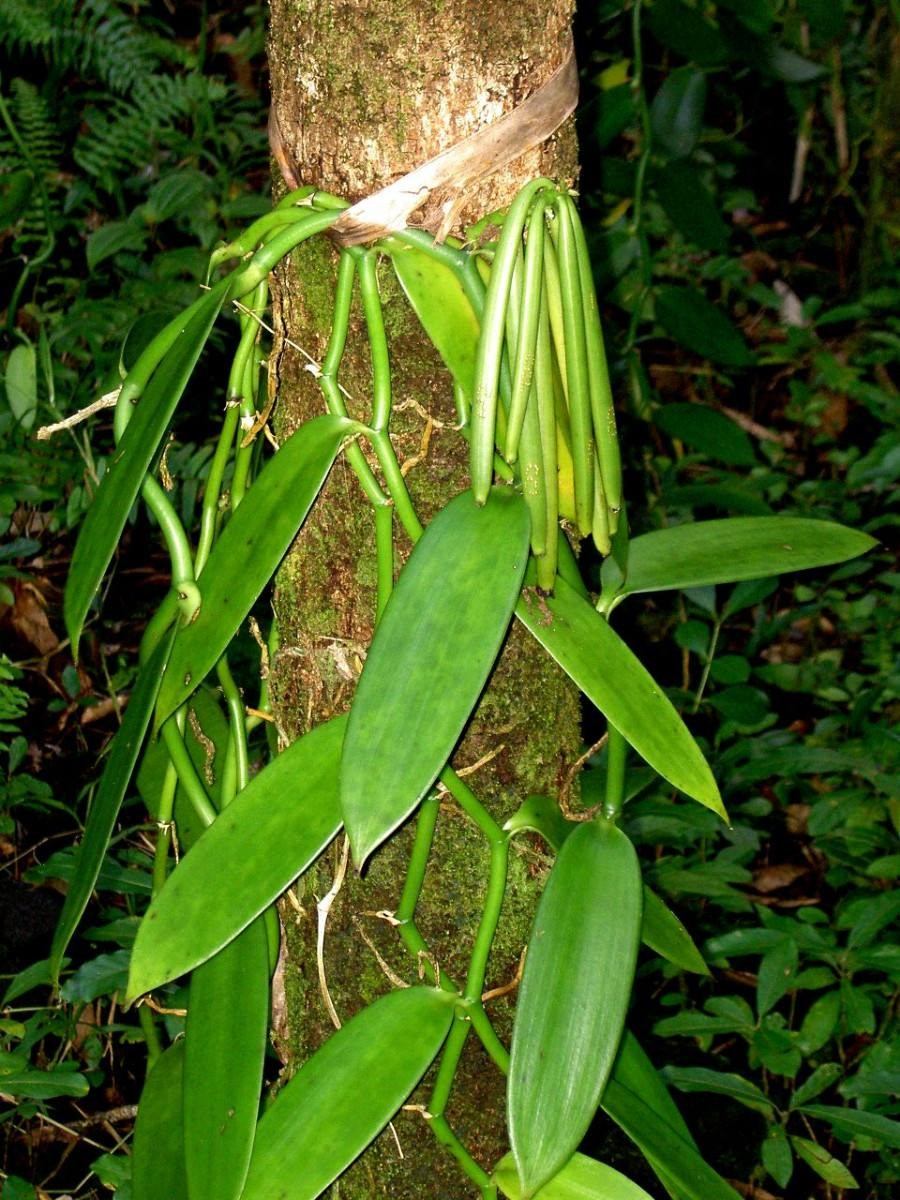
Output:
266 2 581 1194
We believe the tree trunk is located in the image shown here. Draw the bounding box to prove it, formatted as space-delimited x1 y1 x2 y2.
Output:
265 3 581 1195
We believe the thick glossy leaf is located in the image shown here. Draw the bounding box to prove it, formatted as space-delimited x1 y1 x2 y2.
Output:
797 1105 900 1150
517 577 723 816
600 517 878 604
65 282 228 654
184 919 270 1200
342 488 530 864
494 1151 653 1199
601 1081 741 1200
389 242 480 399
49 633 173 986
650 69 706 160
156 414 356 726
132 1042 189 1200
128 716 344 998
504 805 707 974
241 987 454 1200
509 819 642 1196
642 887 708 975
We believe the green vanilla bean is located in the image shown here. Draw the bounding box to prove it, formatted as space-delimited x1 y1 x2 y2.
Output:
541 232 568 397
505 253 548 558
505 194 547 463
470 178 555 503
561 190 623 528
592 448 612 557
551 193 594 537
534 283 559 590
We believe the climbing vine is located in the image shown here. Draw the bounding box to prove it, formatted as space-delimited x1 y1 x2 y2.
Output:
50 181 874 1200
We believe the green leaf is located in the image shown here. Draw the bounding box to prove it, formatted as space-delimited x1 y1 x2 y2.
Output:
155 413 356 727
601 518 877 603
494 1150 654 1199
184 919 270 1200
240 987 454 1200
655 402 753 465
388 242 480 401
662 1066 774 1114
761 1125 793 1188
509 820 642 1196
641 887 708 974
0 1063 89 1100
645 0 730 68
5 343 38 431
756 937 799 1016
656 162 730 252
133 1042 189 1200
790 1136 858 1189
0 168 34 226
86 220 149 271
60 949 130 1003
50 632 174 987
342 488 529 865
0 1176 37 1200
2 956 68 1006
64 282 228 655
128 716 344 998
790 1063 843 1109
609 1031 699 1200
593 84 635 150
797 1105 900 1151
650 69 707 160
656 286 755 367
517 577 723 817
715 0 774 35
601 1081 741 1200
504 810 707 976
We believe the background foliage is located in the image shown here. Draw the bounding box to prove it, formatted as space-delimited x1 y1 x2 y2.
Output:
1 1 897 1197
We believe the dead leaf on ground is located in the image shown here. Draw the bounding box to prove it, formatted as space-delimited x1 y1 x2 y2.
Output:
752 863 810 893
1 578 60 656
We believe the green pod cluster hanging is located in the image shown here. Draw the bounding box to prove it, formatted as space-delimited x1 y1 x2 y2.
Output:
469 182 623 588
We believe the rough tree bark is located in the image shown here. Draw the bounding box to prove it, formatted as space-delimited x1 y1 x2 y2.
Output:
265 3 581 1195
